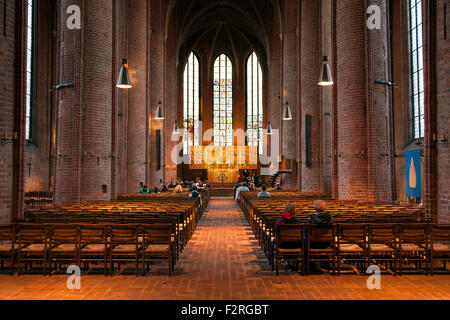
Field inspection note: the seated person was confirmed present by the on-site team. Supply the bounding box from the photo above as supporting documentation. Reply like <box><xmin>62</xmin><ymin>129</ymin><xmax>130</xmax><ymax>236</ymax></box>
<box><xmin>173</xmin><ymin>183</ymin><xmax>183</xmax><ymax>193</ymax></box>
<box><xmin>140</xmin><ymin>185</ymin><xmax>150</xmax><ymax>194</ymax></box>
<box><xmin>275</xmin><ymin>183</ymin><xmax>282</xmax><ymax>190</ymax></box>
<box><xmin>189</xmin><ymin>185</ymin><xmax>202</xmax><ymax>206</ymax></box>
<box><xmin>235</xmin><ymin>182</ymin><xmax>250</xmax><ymax>202</ymax></box>
<box><xmin>168</xmin><ymin>179</ymin><xmax>176</xmax><ymax>188</ymax></box>
<box><xmin>257</xmin><ymin>185</ymin><xmax>271</xmax><ymax>199</ymax></box>
<box><xmin>310</xmin><ymin>200</ymin><xmax>334</xmax><ymax>227</ymax></box>
<box><xmin>153</xmin><ymin>187</ymin><xmax>160</xmax><ymax>194</ymax></box>
<box><xmin>275</xmin><ymin>204</ymin><xmax>302</xmax><ymax>249</ymax></box>
<box><xmin>309</xmin><ymin>200</ymin><xmax>335</xmax><ymax>273</ymax></box>
<box><xmin>138</xmin><ymin>182</ymin><xmax>144</xmax><ymax>193</ymax></box>
<box><xmin>233</xmin><ymin>181</ymin><xmax>240</xmax><ymax>199</ymax></box>
<box><xmin>161</xmin><ymin>184</ymin><xmax>169</xmax><ymax>192</ymax></box>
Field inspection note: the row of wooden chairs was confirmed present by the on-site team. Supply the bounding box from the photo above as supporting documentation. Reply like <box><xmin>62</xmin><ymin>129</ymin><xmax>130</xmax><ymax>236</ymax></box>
<box><xmin>0</xmin><ymin>223</ymin><xmax>176</xmax><ymax>277</ymax></box>
<box><xmin>273</xmin><ymin>223</ymin><xmax>450</xmax><ymax>276</ymax></box>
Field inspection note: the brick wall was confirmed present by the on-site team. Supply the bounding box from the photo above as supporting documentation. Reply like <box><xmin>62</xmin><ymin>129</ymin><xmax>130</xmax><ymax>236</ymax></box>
<box><xmin>435</xmin><ymin>0</ymin><xmax>449</xmax><ymax>223</ymax></box>
<box><xmin>300</xmin><ymin>0</ymin><xmax>321</xmax><ymax>192</ymax></box>
<box><xmin>0</xmin><ymin>0</ymin><xmax>18</xmax><ymax>223</ymax></box>
<box><xmin>336</xmin><ymin>0</ymin><xmax>369</xmax><ymax>200</ymax></box>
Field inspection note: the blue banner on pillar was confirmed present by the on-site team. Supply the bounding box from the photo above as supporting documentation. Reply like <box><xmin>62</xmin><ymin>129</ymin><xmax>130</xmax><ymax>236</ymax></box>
<box><xmin>405</xmin><ymin>149</ymin><xmax>422</xmax><ymax>198</ymax></box>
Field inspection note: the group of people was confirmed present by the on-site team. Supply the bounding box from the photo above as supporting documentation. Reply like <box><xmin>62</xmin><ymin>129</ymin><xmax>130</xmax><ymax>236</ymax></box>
<box><xmin>275</xmin><ymin>200</ymin><xmax>334</xmax><ymax>273</ymax></box>
<box><xmin>138</xmin><ymin>179</ymin><xmax>211</xmax><ymax>198</ymax></box>
<box><xmin>234</xmin><ymin>182</ymin><xmax>272</xmax><ymax>201</ymax></box>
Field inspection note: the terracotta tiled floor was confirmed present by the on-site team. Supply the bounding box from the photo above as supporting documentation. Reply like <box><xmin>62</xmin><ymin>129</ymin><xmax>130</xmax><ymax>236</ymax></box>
<box><xmin>0</xmin><ymin>198</ymin><xmax>449</xmax><ymax>300</ymax></box>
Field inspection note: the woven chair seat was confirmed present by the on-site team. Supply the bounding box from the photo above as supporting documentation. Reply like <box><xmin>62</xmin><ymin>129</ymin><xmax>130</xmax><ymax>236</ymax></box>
<box><xmin>145</xmin><ymin>245</ymin><xmax>169</xmax><ymax>252</ymax></box>
<box><xmin>368</xmin><ymin>244</ymin><xmax>394</xmax><ymax>252</ymax></box>
<box><xmin>20</xmin><ymin>244</ymin><xmax>46</xmax><ymax>252</ymax></box>
<box><xmin>50</xmin><ymin>244</ymin><xmax>77</xmax><ymax>252</ymax></box>
<box><xmin>80</xmin><ymin>244</ymin><xmax>106</xmax><ymax>252</ymax></box>
<box><xmin>339</xmin><ymin>243</ymin><xmax>364</xmax><ymax>252</ymax></box>
<box><xmin>432</xmin><ymin>243</ymin><xmax>450</xmax><ymax>252</ymax></box>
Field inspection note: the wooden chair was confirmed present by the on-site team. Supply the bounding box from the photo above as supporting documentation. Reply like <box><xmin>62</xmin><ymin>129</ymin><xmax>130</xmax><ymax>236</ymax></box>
<box><xmin>0</xmin><ymin>225</ymin><xmax>16</xmax><ymax>275</ymax></box>
<box><xmin>47</xmin><ymin>225</ymin><xmax>79</xmax><ymax>274</ymax></box>
<box><xmin>274</xmin><ymin>224</ymin><xmax>305</xmax><ymax>276</ymax></box>
<box><xmin>78</xmin><ymin>225</ymin><xmax>108</xmax><ymax>276</ymax></box>
<box><xmin>17</xmin><ymin>224</ymin><xmax>49</xmax><ymax>275</ymax></box>
<box><xmin>397</xmin><ymin>223</ymin><xmax>430</xmax><ymax>275</ymax></box>
<box><xmin>367</xmin><ymin>224</ymin><xmax>398</xmax><ymax>275</ymax></box>
<box><xmin>336</xmin><ymin>224</ymin><xmax>368</xmax><ymax>274</ymax></box>
<box><xmin>430</xmin><ymin>224</ymin><xmax>450</xmax><ymax>275</ymax></box>
<box><xmin>109</xmin><ymin>225</ymin><xmax>140</xmax><ymax>276</ymax></box>
<box><xmin>306</xmin><ymin>225</ymin><xmax>336</xmax><ymax>275</ymax></box>
<box><xmin>142</xmin><ymin>224</ymin><xmax>174</xmax><ymax>276</ymax></box>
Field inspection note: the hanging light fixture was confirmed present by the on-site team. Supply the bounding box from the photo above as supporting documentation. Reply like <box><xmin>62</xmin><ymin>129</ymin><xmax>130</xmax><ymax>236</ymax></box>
<box><xmin>283</xmin><ymin>102</ymin><xmax>293</xmax><ymax>121</ymax></box>
<box><xmin>117</xmin><ymin>59</ymin><xmax>132</xmax><ymax>89</ymax></box>
<box><xmin>318</xmin><ymin>56</ymin><xmax>333</xmax><ymax>86</ymax></box>
<box><xmin>155</xmin><ymin>101</ymin><xmax>164</xmax><ymax>120</ymax></box>
<box><xmin>172</xmin><ymin>120</ymin><xmax>179</xmax><ymax>136</ymax></box>
<box><xmin>266</xmin><ymin>121</ymin><xmax>273</xmax><ymax>135</ymax></box>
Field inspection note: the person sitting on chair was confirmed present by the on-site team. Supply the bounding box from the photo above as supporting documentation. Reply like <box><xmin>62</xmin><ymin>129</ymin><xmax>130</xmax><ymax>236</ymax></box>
<box><xmin>153</xmin><ymin>187</ymin><xmax>160</xmax><ymax>194</ymax></box>
<box><xmin>174</xmin><ymin>183</ymin><xmax>183</xmax><ymax>193</ymax></box>
<box><xmin>140</xmin><ymin>185</ymin><xmax>150</xmax><ymax>194</ymax></box>
<box><xmin>309</xmin><ymin>200</ymin><xmax>335</xmax><ymax>273</ymax></box>
<box><xmin>235</xmin><ymin>182</ymin><xmax>250</xmax><ymax>202</ymax></box>
<box><xmin>138</xmin><ymin>182</ymin><xmax>144</xmax><ymax>193</ymax></box>
<box><xmin>257</xmin><ymin>185</ymin><xmax>271</xmax><ymax>199</ymax></box>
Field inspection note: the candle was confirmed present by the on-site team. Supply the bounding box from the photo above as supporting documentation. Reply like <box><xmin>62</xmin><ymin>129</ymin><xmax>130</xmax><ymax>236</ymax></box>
<box><xmin>3</xmin><ymin>131</ymin><xmax>6</xmax><ymax>140</ymax></box>
<box><xmin>13</xmin><ymin>132</ymin><xmax>17</xmax><ymax>140</ymax></box>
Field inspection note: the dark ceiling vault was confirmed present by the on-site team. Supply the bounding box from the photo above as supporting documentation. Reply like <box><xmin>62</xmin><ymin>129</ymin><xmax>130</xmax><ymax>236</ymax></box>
<box><xmin>166</xmin><ymin>0</ymin><xmax>282</xmax><ymax>68</ymax></box>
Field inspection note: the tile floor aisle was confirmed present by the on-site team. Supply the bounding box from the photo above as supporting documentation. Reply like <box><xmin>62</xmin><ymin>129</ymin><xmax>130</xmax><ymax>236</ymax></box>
<box><xmin>0</xmin><ymin>198</ymin><xmax>449</xmax><ymax>300</ymax></box>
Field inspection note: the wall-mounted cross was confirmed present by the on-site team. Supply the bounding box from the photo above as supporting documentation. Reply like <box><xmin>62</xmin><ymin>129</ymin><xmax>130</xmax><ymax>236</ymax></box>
<box><xmin>27</xmin><ymin>158</ymin><xmax>32</xmax><ymax>177</ymax></box>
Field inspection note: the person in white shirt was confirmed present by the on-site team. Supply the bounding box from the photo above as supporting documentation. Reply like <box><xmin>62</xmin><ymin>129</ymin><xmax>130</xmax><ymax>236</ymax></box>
<box><xmin>257</xmin><ymin>185</ymin><xmax>271</xmax><ymax>199</ymax></box>
<box><xmin>235</xmin><ymin>182</ymin><xmax>250</xmax><ymax>202</ymax></box>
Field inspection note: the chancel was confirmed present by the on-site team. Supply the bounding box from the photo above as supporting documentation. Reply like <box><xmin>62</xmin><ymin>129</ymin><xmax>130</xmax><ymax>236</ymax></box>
<box><xmin>0</xmin><ymin>0</ymin><xmax>448</xmax><ymax>301</ymax></box>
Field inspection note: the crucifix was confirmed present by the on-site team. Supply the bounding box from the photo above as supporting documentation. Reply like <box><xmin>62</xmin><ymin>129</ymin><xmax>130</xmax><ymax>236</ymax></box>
<box><xmin>219</xmin><ymin>170</ymin><xmax>226</xmax><ymax>185</ymax></box>
<box><xmin>27</xmin><ymin>158</ymin><xmax>32</xmax><ymax>177</ymax></box>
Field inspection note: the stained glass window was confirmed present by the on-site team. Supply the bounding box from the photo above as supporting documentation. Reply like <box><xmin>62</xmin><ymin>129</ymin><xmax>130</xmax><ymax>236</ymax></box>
<box><xmin>183</xmin><ymin>52</ymin><xmax>201</xmax><ymax>154</ymax></box>
<box><xmin>408</xmin><ymin>0</ymin><xmax>424</xmax><ymax>139</ymax></box>
<box><xmin>26</xmin><ymin>0</ymin><xmax>34</xmax><ymax>141</ymax></box>
<box><xmin>213</xmin><ymin>54</ymin><xmax>233</xmax><ymax>146</ymax></box>
<box><xmin>246</xmin><ymin>52</ymin><xmax>263</xmax><ymax>154</ymax></box>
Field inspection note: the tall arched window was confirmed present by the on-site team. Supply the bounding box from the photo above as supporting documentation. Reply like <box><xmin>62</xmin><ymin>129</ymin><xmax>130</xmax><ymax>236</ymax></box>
<box><xmin>183</xmin><ymin>52</ymin><xmax>201</xmax><ymax>154</ymax></box>
<box><xmin>213</xmin><ymin>54</ymin><xmax>233</xmax><ymax>146</ymax></box>
<box><xmin>246</xmin><ymin>52</ymin><xmax>263</xmax><ymax>154</ymax></box>
<box><xmin>408</xmin><ymin>0</ymin><xmax>424</xmax><ymax>139</ymax></box>
<box><xmin>26</xmin><ymin>0</ymin><xmax>35</xmax><ymax>141</ymax></box>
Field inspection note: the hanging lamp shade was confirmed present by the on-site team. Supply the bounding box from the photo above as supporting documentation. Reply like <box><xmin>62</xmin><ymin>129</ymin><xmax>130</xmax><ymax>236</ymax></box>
<box><xmin>155</xmin><ymin>101</ymin><xmax>164</xmax><ymax>120</ymax></box>
<box><xmin>266</xmin><ymin>121</ymin><xmax>273</xmax><ymax>135</ymax></box>
<box><xmin>283</xmin><ymin>102</ymin><xmax>293</xmax><ymax>121</ymax></box>
<box><xmin>172</xmin><ymin>120</ymin><xmax>179</xmax><ymax>135</ymax></box>
<box><xmin>117</xmin><ymin>59</ymin><xmax>132</xmax><ymax>89</ymax></box>
<box><xmin>318</xmin><ymin>56</ymin><xmax>333</xmax><ymax>86</ymax></box>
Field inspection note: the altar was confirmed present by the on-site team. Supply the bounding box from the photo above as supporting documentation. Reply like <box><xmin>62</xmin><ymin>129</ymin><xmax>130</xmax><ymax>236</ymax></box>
<box><xmin>207</xmin><ymin>169</ymin><xmax>240</xmax><ymax>184</ymax></box>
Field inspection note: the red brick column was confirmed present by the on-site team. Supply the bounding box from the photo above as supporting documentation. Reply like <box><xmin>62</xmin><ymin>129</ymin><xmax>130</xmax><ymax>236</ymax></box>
<box><xmin>54</xmin><ymin>0</ymin><xmax>83</xmax><ymax>203</ymax></box>
<box><xmin>423</xmin><ymin>0</ymin><xmax>438</xmax><ymax>222</ymax></box>
<box><xmin>126</xmin><ymin>0</ymin><xmax>148</xmax><ymax>192</ymax></box>
<box><xmin>54</xmin><ymin>0</ymin><xmax>113</xmax><ymax>203</ymax></box>
<box><xmin>434</xmin><ymin>0</ymin><xmax>449</xmax><ymax>223</ymax></box>
<box><xmin>281</xmin><ymin>0</ymin><xmax>300</xmax><ymax>189</ymax></box>
<box><xmin>300</xmin><ymin>0</ymin><xmax>321</xmax><ymax>192</ymax></box>
<box><xmin>365</xmin><ymin>0</ymin><xmax>394</xmax><ymax>202</ymax></box>
<box><xmin>79</xmin><ymin>0</ymin><xmax>113</xmax><ymax>202</ymax></box>
<box><xmin>336</xmin><ymin>0</ymin><xmax>369</xmax><ymax>200</ymax></box>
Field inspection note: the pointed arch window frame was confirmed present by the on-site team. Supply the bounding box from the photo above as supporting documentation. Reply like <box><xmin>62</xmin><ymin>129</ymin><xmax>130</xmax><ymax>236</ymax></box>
<box><xmin>183</xmin><ymin>52</ymin><xmax>201</xmax><ymax>155</ymax></box>
<box><xmin>213</xmin><ymin>53</ymin><xmax>234</xmax><ymax>147</ymax></box>
<box><xmin>246</xmin><ymin>52</ymin><xmax>264</xmax><ymax>154</ymax></box>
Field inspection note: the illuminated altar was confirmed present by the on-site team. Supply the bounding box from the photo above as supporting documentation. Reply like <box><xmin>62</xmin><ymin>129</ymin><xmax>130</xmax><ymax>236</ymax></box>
<box><xmin>189</xmin><ymin>146</ymin><xmax>258</xmax><ymax>184</ymax></box>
